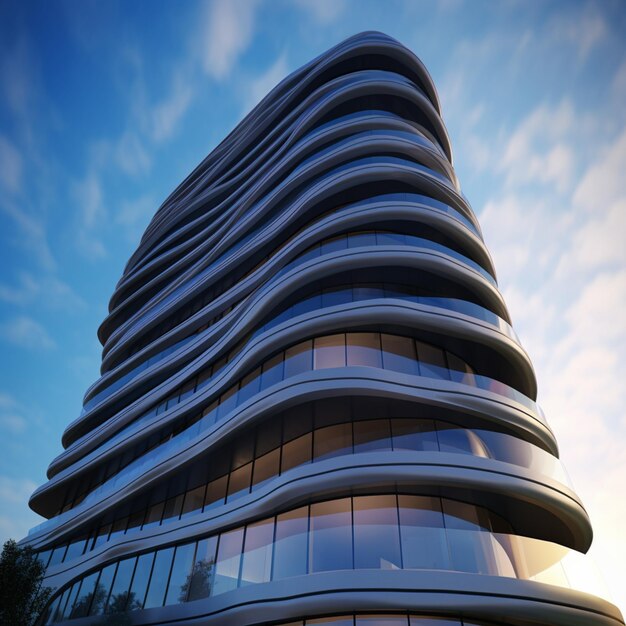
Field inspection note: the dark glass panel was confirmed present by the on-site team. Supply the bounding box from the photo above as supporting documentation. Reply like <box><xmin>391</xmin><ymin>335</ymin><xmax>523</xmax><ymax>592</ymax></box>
<box><xmin>285</xmin><ymin>340</ymin><xmax>313</xmax><ymax>378</ymax></box>
<box><xmin>398</xmin><ymin>495</ymin><xmax>448</xmax><ymax>570</ymax></box>
<box><xmin>391</xmin><ymin>419</ymin><xmax>438</xmax><ymax>452</ymax></box>
<box><xmin>313</xmin><ymin>423</ymin><xmax>352</xmax><ymax>462</ymax></box>
<box><xmin>416</xmin><ymin>342</ymin><xmax>449</xmax><ymax>380</ymax></box>
<box><xmin>142</xmin><ymin>501</ymin><xmax>165</xmax><ymax>530</ymax></box>
<box><xmin>165</xmin><ymin>543</ymin><xmax>196</xmax><ymax>605</ymax></box>
<box><xmin>320</xmin><ymin>235</ymin><xmax>347</xmax><ymax>254</ymax></box>
<box><xmin>446</xmin><ymin>352</ymin><xmax>476</xmax><ymax>385</ymax></box>
<box><xmin>322</xmin><ymin>286</ymin><xmax>352</xmax><ymax>307</ymax></box>
<box><xmin>57</xmin><ymin>582</ymin><xmax>79</xmax><ymax>622</ymax></box>
<box><xmin>353</xmin><ymin>419</ymin><xmax>392</xmax><ymax>453</ymax></box>
<box><xmin>347</xmin><ymin>333</ymin><xmax>382</xmax><ymax>368</ymax></box>
<box><xmin>105</xmin><ymin>557</ymin><xmax>136</xmax><ymax>614</ymax></box>
<box><xmin>348</xmin><ymin>231</ymin><xmax>377</xmax><ymax>247</ymax></box>
<box><xmin>108</xmin><ymin>516</ymin><xmax>128</xmax><ymax>543</ymax></box>
<box><xmin>437</xmin><ymin>425</ymin><xmax>489</xmax><ymax>458</ymax></box>
<box><xmin>213</xmin><ymin>528</ymin><xmax>244</xmax><ymax>595</ymax></box>
<box><xmin>381</xmin><ymin>334</ymin><xmax>419</xmax><ymax>375</ymax></box>
<box><xmin>227</xmin><ymin>462</ymin><xmax>252</xmax><ymax>501</ymax></box>
<box><xmin>356</xmin><ymin>616</ymin><xmax>409</xmax><ymax>625</ymax></box>
<box><xmin>187</xmin><ymin>536</ymin><xmax>217</xmax><ymax>602</ymax></box>
<box><xmin>64</xmin><ymin>536</ymin><xmax>87</xmax><ymax>562</ymax></box>
<box><xmin>181</xmin><ymin>484</ymin><xmax>207</xmax><ymax>518</ymax></box>
<box><xmin>128</xmin><ymin>552</ymin><xmax>154</xmax><ymax>610</ymax></box>
<box><xmin>240</xmin><ymin>518</ymin><xmax>275</xmax><ymax>586</ymax></box>
<box><xmin>377</xmin><ymin>231</ymin><xmax>406</xmax><ymax>245</ymax></box>
<box><xmin>255</xmin><ymin>418</ymin><xmax>282</xmax><ymax>456</ymax></box>
<box><xmin>308</xmin><ymin>618</ymin><xmax>353</xmax><ymax>625</ymax></box>
<box><xmin>409</xmin><ymin>618</ymin><xmax>461</xmax><ymax>625</ymax></box>
<box><xmin>232</xmin><ymin>432</ymin><xmax>255</xmax><ymax>468</ymax></box>
<box><xmin>70</xmin><ymin>571</ymin><xmax>99</xmax><ymax>618</ymax></box>
<box><xmin>204</xmin><ymin>474</ymin><xmax>228</xmax><ymax>511</ymax></box>
<box><xmin>252</xmin><ymin>448</ymin><xmax>280</xmax><ymax>490</ymax></box>
<box><xmin>261</xmin><ymin>352</ymin><xmax>284</xmax><ymax>388</ymax></box>
<box><xmin>237</xmin><ymin>367</ymin><xmax>261</xmax><ymax>405</ymax></box>
<box><xmin>309</xmin><ymin>498</ymin><xmax>352</xmax><ymax>572</ymax></box>
<box><xmin>273</xmin><ymin>506</ymin><xmax>308</xmax><ymax>579</ymax></box>
<box><xmin>47</xmin><ymin>544</ymin><xmax>68</xmax><ymax>568</ymax></box>
<box><xmin>442</xmin><ymin>500</ymin><xmax>491</xmax><ymax>531</ymax></box>
<box><xmin>314</xmin><ymin>334</ymin><xmax>346</xmax><ymax>369</ymax></box>
<box><xmin>162</xmin><ymin>493</ymin><xmax>185</xmax><ymax>522</ymax></box>
<box><xmin>143</xmin><ymin>547</ymin><xmax>175</xmax><ymax>609</ymax></box>
<box><xmin>281</xmin><ymin>433</ymin><xmax>312</xmax><ymax>472</ymax></box>
<box><xmin>353</xmin><ymin>495</ymin><xmax>402</xmax><ymax>569</ymax></box>
<box><xmin>89</xmin><ymin>562</ymin><xmax>117</xmax><ymax>616</ymax></box>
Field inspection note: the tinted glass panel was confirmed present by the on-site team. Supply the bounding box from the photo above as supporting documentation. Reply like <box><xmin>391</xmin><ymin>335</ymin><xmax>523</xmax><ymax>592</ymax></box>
<box><xmin>105</xmin><ymin>557</ymin><xmax>136</xmax><ymax>614</ymax></box>
<box><xmin>313</xmin><ymin>423</ymin><xmax>352</xmax><ymax>461</ymax></box>
<box><xmin>309</xmin><ymin>498</ymin><xmax>352</xmax><ymax>572</ymax></box>
<box><xmin>128</xmin><ymin>552</ymin><xmax>154</xmax><ymax>610</ymax></box>
<box><xmin>353</xmin><ymin>495</ymin><xmax>402</xmax><ymax>569</ymax></box>
<box><xmin>281</xmin><ymin>433</ymin><xmax>312</xmax><ymax>472</ymax></box>
<box><xmin>314</xmin><ymin>335</ymin><xmax>346</xmax><ymax>369</ymax></box>
<box><xmin>89</xmin><ymin>563</ymin><xmax>116</xmax><ymax>616</ymax></box>
<box><xmin>70</xmin><ymin>571</ymin><xmax>99</xmax><ymax>618</ymax></box>
<box><xmin>391</xmin><ymin>419</ymin><xmax>438</xmax><ymax>452</ymax></box>
<box><xmin>347</xmin><ymin>333</ymin><xmax>382</xmax><ymax>368</ymax></box>
<box><xmin>284</xmin><ymin>341</ymin><xmax>313</xmax><ymax>377</ymax></box>
<box><xmin>273</xmin><ymin>506</ymin><xmax>308</xmax><ymax>579</ymax></box>
<box><xmin>188</xmin><ymin>536</ymin><xmax>217</xmax><ymax>602</ymax></box>
<box><xmin>143</xmin><ymin>547</ymin><xmax>174</xmax><ymax>609</ymax></box>
<box><xmin>213</xmin><ymin>528</ymin><xmax>244</xmax><ymax>595</ymax></box>
<box><xmin>353</xmin><ymin>419</ymin><xmax>392</xmax><ymax>453</ymax></box>
<box><xmin>240</xmin><ymin>518</ymin><xmax>275</xmax><ymax>586</ymax></box>
<box><xmin>165</xmin><ymin>543</ymin><xmax>196</xmax><ymax>605</ymax></box>
<box><xmin>381</xmin><ymin>334</ymin><xmax>419</xmax><ymax>375</ymax></box>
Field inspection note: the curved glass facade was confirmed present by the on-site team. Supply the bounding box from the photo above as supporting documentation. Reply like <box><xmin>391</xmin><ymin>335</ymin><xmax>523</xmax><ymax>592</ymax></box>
<box><xmin>25</xmin><ymin>31</ymin><xmax>623</xmax><ymax>626</ymax></box>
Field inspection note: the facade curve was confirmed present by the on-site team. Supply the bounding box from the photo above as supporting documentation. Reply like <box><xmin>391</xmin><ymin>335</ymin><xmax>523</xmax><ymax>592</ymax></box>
<box><xmin>24</xmin><ymin>31</ymin><xmax>623</xmax><ymax>626</ymax></box>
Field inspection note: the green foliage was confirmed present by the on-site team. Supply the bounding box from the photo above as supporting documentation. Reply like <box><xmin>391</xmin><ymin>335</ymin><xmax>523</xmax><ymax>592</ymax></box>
<box><xmin>0</xmin><ymin>539</ymin><xmax>52</xmax><ymax>626</ymax></box>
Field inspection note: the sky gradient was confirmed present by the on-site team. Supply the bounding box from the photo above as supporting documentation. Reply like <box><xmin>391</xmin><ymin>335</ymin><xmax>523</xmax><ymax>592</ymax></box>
<box><xmin>0</xmin><ymin>0</ymin><xmax>625</xmax><ymax>614</ymax></box>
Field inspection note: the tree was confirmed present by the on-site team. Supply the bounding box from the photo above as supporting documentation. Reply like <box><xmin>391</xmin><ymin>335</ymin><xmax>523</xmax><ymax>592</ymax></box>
<box><xmin>178</xmin><ymin>558</ymin><xmax>214</xmax><ymax>603</ymax></box>
<box><xmin>0</xmin><ymin>539</ymin><xmax>52</xmax><ymax>626</ymax></box>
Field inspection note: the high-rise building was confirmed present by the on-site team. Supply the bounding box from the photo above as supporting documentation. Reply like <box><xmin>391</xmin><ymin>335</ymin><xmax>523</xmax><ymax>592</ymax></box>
<box><xmin>25</xmin><ymin>32</ymin><xmax>623</xmax><ymax>626</ymax></box>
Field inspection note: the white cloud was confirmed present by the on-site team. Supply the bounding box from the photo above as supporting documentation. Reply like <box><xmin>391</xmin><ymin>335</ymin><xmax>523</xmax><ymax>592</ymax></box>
<box><xmin>0</xmin><ymin>136</ymin><xmax>23</xmax><ymax>194</ymax></box>
<box><xmin>151</xmin><ymin>78</ymin><xmax>194</xmax><ymax>143</ymax></box>
<box><xmin>116</xmin><ymin>194</ymin><xmax>157</xmax><ymax>243</ymax></box>
<box><xmin>243</xmin><ymin>53</ymin><xmax>289</xmax><ymax>113</ymax></box>
<box><xmin>0</xmin><ymin>271</ymin><xmax>85</xmax><ymax>311</ymax></box>
<box><xmin>294</xmin><ymin>0</ymin><xmax>347</xmax><ymax>23</ymax></box>
<box><xmin>0</xmin><ymin>316</ymin><xmax>55</xmax><ymax>350</ymax></box>
<box><xmin>548</xmin><ymin>7</ymin><xmax>608</xmax><ymax>62</ymax></box>
<box><xmin>114</xmin><ymin>131</ymin><xmax>151</xmax><ymax>177</ymax></box>
<box><xmin>200</xmin><ymin>0</ymin><xmax>259</xmax><ymax>79</ymax></box>
<box><xmin>0</xmin><ymin>414</ymin><xmax>27</xmax><ymax>435</ymax></box>
<box><xmin>72</xmin><ymin>172</ymin><xmax>107</xmax><ymax>259</ymax></box>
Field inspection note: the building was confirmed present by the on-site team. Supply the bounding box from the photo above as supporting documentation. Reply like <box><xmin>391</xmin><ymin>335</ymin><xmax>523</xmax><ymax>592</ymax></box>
<box><xmin>25</xmin><ymin>31</ymin><xmax>624</xmax><ymax>626</ymax></box>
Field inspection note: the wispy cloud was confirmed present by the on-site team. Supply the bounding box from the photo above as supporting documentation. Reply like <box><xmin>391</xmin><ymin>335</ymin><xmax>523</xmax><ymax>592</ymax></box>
<box><xmin>0</xmin><ymin>136</ymin><xmax>23</xmax><ymax>194</ymax></box>
<box><xmin>71</xmin><ymin>172</ymin><xmax>107</xmax><ymax>260</ymax></box>
<box><xmin>150</xmin><ymin>76</ymin><xmax>194</xmax><ymax>143</ymax></box>
<box><xmin>243</xmin><ymin>53</ymin><xmax>289</xmax><ymax>113</ymax></box>
<box><xmin>294</xmin><ymin>0</ymin><xmax>347</xmax><ymax>23</ymax></box>
<box><xmin>116</xmin><ymin>193</ymin><xmax>157</xmax><ymax>244</ymax></box>
<box><xmin>547</xmin><ymin>5</ymin><xmax>608</xmax><ymax>62</ymax></box>
<box><xmin>200</xmin><ymin>0</ymin><xmax>259</xmax><ymax>79</ymax></box>
<box><xmin>0</xmin><ymin>272</ymin><xmax>85</xmax><ymax>311</ymax></box>
<box><xmin>0</xmin><ymin>315</ymin><xmax>55</xmax><ymax>350</ymax></box>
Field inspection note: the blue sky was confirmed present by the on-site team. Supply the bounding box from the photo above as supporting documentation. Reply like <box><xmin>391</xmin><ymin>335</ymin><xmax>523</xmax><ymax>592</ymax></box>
<box><xmin>1</xmin><ymin>0</ymin><xmax>625</xmax><ymax>613</ymax></box>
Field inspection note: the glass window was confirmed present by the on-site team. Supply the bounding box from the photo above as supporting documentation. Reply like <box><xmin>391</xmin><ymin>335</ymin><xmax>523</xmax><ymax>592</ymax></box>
<box><xmin>352</xmin><ymin>285</ymin><xmax>383</xmax><ymax>301</ymax></box>
<box><xmin>227</xmin><ymin>462</ymin><xmax>252</xmax><ymax>501</ymax></box>
<box><xmin>320</xmin><ymin>235</ymin><xmax>347</xmax><ymax>254</ymax></box>
<box><xmin>416</xmin><ymin>342</ymin><xmax>449</xmax><ymax>380</ymax></box>
<box><xmin>322</xmin><ymin>286</ymin><xmax>352</xmax><ymax>307</ymax></box>
<box><xmin>284</xmin><ymin>340</ymin><xmax>313</xmax><ymax>377</ymax></box>
<box><xmin>347</xmin><ymin>333</ymin><xmax>382</xmax><ymax>368</ymax></box>
<box><xmin>64</xmin><ymin>537</ymin><xmax>87</xmax><ymax>562</ymax></box>
<box><xmin>409</xmin><ymin>618</ymin><xmax>461</xmax><ymax>625</ymax></box>
<box><xmin>391</xmin><ymin>419</ymin><xmax>438</xmax><ymax>452</ymax></box>
<box><xmin>181</xmin><ymin>484</ymin><xmax>207</xmax><ymax>518</ymax></box>
<box><xmin>398</xmin><ymin>496</ymin><xmax>448</xmax><ymax>570</ymax></box>
<box><xmin>128</xmin><ymin>552</ymin><xmax>154</xmax><ymax>610</ymax></box>
<box><xmin>162</xmin><ymin>493</ymin><xmax>185</xmax><ymax>522</ymax></box>
<box><xmin>353</xmin><ymin>495</ymin><xmax>402</xmax><ymax>570</ymax></box>
<box><xmin>309</xmin><ymin>618</ymin><xmax>353</xmax><ymax>625</ymax></box>
<box><xmin>204</xmin><ymin>475</ymin><xmax>228</xmax><ymax>511</ymax></box>
<box><xmin>217</xmin><ymin>385</ymin><xmax>238</xmax><ymax>420</ymax></box>
<box><xmin>261</xmin><ymin>353</ymin><xmax>284</xmax><ymax>389</ymax></box>
<box><xmin>89</xmin><ymin>562</ymin><xmax>117</xmax><ymax>616</ymax></box>
<box><xmin>309</xmin><ymin>498</ymin><xmax>352</xmax><ymax>573</ymax></box>
<box><xmin>187</xmin><ymin>536</ymin><xmax>218</xmax><ymax>602</ymax></box>
<box><xmin>105</xmin><ymin>557</ymin><xmax>136</xmax><ymax>614</ymax></box>
<box><xmin>273</xmin><ymin>506</ymin><xmax>309</xmax><ymax>580</ymax></box>
<box><xmin>143</xmin><ymin>547</ymin><xmax>174</xmax><ymax>609</ymax></box>
<box><xmin>256</xmin><ymin>419</ymin><xmax>282</xmax><ymax>456</ymax></box>
<box><xmin>376</xmin><ymin>231</ymin><xmax>406</xmax><ymax>245</ymax></box>
<box><xmin>446</xmin><ymin>352</ymin><xmax>475</xmax><ymax>385</ymax></box>
<box><xmin>348</xmin><ymin>232</ymin><xmax>377</xmax><ymax>247</ymax></box>
<box><xmin>293</xmin><ymin>295</ymin><xmax>321</xmax><ymax>317</ymax></box>
<box><xmin>237</xmin><ymin>367</ymin><xmax>261</xmax><ymax>405</ymax></box>
<box><xmin>252</xmin><ymin>448</ymin><xmax>280</xmax><ymax>490</ymax></box>
<box><xmin>108</xmin><ymin>516</ymin><xmax>128</xmax><ymax>543</ymax></box>
<box><xmin>442</xmin><ymin>500</ymin><xmax>491</xmax><ymax>531</ymax></box>
<box><xmin>437</xmin><ymin>426</ymin><xmax>489</xmax><ymax>458</ymax></box>
<box><xmin>381</xmin><ymin>334</ymin><xmax>419</xmax><ymax>375</ymax></box>
<box><xmin>165</xmin><ymin>543</ymin><xmax>196</xmax><ymax>605</ymax></box>
<box><xmin>313</xmin><ymin>423</ymin><xmax>352</xmax><ymax>462</ymax></box>
<box><xmin>314</xmin><ymin>334</ymin><xmax>346</xmax><ymax>369</ymax></box>
<box><xmin>281</xmin><ymin>433</ymin><xmax>312</xmax><ymax>472</ymax></box>
<box><xmin>356</xmin><ymin>616</ymin><xmax>409</xmax><ymax>625</ymax></box>
<box><xmin>213</xmin><ymin>528</ymin><xmax>244</xmax><ymax>595</ymax></box>
<box><xmin>353</xmin><ymin>419</ymin><xmax>392</xmax><ymax>453</ymax></box>
<box><xmin>58</xmin><ymin>582</ymin><xmax>80</xmax><ymax>622</ymax></box>
<box><xmin>240</xmin><ymin>518</ymin><xmax>275</xmax><ymax>586</ymax></box>
<box><xmin>47</xmin><ymin>544</ymin><xmax>68</xmax><ymax>568</ymax></box>
<box><xmin>70</xmin><ymin>571</ymin><xmax>99</xmax><ymax>618</ymax></box>
<box><xmin>142</xmin><ymin>501</ymin><xmax>165</xmax><ymax>530</ymax></box>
